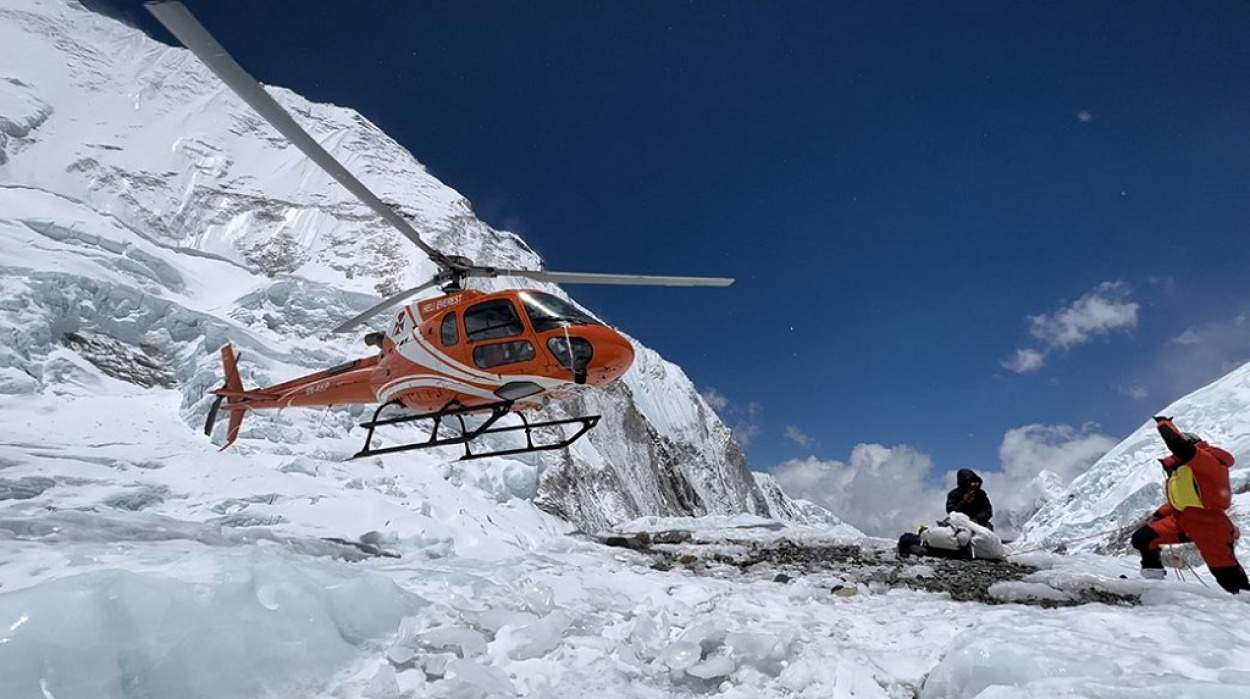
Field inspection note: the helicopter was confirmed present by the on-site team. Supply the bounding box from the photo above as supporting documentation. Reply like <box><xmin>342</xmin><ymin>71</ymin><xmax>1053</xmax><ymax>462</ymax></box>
<box><xmin>146</xmin><ymin>1</ymin><xmax>733</xmax><ymax>460</ymax></box>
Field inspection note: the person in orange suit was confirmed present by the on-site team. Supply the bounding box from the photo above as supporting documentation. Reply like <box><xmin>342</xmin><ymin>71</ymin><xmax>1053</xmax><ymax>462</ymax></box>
<box><xmin>1130</xmin><ymin>416</ymin><xmax>1249</xmax><ymax>594</ymax></box>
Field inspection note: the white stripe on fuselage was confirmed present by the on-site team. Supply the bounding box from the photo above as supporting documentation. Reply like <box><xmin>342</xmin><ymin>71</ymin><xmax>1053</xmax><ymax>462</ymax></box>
<box><xmin>377</xmin><ymin>376</ymin><xmax>499</xmax><ymax>403</ymax></box>
<box><xmin>376</xmin><ymin>373</ymin><xmax>568</xmax><ymax>404</ymax></box>
<box><xmin>392</xmin><ymin>318</ymin><xmax>504</xmax><ymax>384</ymax></box>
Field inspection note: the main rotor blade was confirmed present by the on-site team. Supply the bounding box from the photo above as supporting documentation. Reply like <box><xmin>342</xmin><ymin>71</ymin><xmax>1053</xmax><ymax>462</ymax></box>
<box><xmin>145</xmin><ymin>1</ymin><xmax>451</xmax><ymax>269</ymax></box>
<box><xmin>485</xmin><ymin>269</ymin><xmax>735</xmax><ymax>287</ymax></box>
<box><xmin>331</xmin><ymin>279</ymin><xmax>442</xmax><ymax>334</ymax></box>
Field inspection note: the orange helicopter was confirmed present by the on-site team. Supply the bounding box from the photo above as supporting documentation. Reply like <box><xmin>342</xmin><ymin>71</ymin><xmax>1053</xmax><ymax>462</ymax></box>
<box><xmin>148</xmin><ymin>2</ymin><xmax>732</xmax><ymax>460</ymax></box>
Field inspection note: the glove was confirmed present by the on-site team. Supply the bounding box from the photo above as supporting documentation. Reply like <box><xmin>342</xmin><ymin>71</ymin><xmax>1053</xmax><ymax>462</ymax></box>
<box><xmin>1152</xmin><ymin>415</ymin><xmax>1173</xmax><ymax>423</ymax></box>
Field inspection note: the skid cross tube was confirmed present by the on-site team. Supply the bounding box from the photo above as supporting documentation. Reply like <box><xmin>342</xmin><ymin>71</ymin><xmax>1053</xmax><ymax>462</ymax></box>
<box><xmin>353</xmin><ymin>399</ymin><xmax>601</xmax><ymax>460</ymax></box>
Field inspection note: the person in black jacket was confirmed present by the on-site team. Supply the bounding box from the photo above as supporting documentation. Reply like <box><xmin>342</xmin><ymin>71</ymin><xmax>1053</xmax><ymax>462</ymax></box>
<box><xmin>946</xmin><ymin>468</ymin><xmax>994</xmax><ymax>530</ymax></box>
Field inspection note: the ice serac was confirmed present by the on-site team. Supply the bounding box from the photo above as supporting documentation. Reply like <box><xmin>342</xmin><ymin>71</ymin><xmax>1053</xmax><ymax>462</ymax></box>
<box><xmin>1018</xmin><ymin>360</ymin><xmax>1250</xmax><ymax>551</ymax></box>
<box><xmin>0</xmin><ymin>0</ymin><xmax>821</xmax><ymax>530</ymax></box>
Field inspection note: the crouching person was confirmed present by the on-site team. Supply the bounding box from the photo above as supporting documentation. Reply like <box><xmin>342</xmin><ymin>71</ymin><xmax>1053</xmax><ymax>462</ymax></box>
<box><xmin>1130</xmin><ymin>417</ymin><xmax>1249</xmax><ymax>593</ymax></box>
<box><xmin>898</xmin><ymin>512</ymin><xmax>1006</xmax><ymax>562</ymax></box>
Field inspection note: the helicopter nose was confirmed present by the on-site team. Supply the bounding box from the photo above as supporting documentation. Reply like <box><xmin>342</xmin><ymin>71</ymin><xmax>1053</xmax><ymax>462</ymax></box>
<box><xmin>585</xmin><ymin>327</ymin><xmax>635</xmax><ymax>386</ymax></box>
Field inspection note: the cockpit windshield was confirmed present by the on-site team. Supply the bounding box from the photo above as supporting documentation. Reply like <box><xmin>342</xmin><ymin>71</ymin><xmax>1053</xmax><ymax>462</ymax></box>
<box><xmin>518</xmin><ymin>292</ymin><xmax>599</xmax><ymax>332</ymax></box>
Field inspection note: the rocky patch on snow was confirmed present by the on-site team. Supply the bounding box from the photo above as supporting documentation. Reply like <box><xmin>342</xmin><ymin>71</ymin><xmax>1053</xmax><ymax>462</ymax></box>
<box><xmin>602</xmin><ymin>533</ymin><xmax>1141</xmax><ymax>608</ymax></box>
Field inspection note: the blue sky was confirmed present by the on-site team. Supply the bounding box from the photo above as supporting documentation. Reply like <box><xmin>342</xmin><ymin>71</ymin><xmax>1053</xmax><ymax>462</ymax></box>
<box><xmin>99</xmin><ymin>1</ymin><xmax>1250</xmax><ymax>528</ymax></box>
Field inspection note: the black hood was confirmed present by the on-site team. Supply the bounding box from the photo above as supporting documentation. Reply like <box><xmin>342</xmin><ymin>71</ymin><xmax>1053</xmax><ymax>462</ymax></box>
<box><xmin>956</xmin><ymin>469</ymin><xmax>982</xmax><ymax>488</ymax></box>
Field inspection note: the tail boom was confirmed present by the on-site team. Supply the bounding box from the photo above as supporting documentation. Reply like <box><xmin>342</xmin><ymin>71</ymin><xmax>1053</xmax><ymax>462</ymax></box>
<box><xmin>204</xmin><ymin>344</ymin><xmax>379</xmax><ymax>449</ymax></box>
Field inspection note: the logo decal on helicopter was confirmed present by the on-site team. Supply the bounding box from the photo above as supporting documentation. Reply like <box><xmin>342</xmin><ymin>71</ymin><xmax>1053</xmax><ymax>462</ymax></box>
<box><xmin>420</xmin><ymin>293</ymin><xmax>463</xmax><ymax>316</ymax></box>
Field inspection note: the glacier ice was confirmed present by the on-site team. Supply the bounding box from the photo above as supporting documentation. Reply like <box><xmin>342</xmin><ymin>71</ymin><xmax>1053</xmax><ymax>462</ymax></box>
<box><xmin>0</xmin><ymin>549</ymin><xmax>424</xmax><ymax>699</ymax></box>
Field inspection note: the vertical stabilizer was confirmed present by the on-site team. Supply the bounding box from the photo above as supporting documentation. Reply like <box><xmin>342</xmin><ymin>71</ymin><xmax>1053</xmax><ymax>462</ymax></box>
<box><xmin>204</xmin><ymin>344</ymin><xmax>249</xmax><ymax>449</ymax></box>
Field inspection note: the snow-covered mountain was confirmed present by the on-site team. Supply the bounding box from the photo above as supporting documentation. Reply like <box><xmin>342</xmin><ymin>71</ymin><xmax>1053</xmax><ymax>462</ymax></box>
<box><xmin>0</xmin><ymin>0</ymin><xmax>832</xmax><ymax>532</ymax></box>
<box><xmin>1018</xmin><ymin>360</ymin><xmax>1250</xmax><ymax>553</ymax></box>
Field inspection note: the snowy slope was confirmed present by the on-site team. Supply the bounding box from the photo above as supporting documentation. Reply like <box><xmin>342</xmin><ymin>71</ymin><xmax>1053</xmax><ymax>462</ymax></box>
<box><xmin>4</xmin><ymin>383</ymin><xmax>1250</xmax><ymax>699</ymax></box>
<box><xmin>0</xmin><ymin>0</ymin><xmax>823</xmax><ymax>531</ymax></box>
<box><xmin>1020</xmin><ymin>360</ymin><xmax>1250</xmax><ymax>553</ymax></box>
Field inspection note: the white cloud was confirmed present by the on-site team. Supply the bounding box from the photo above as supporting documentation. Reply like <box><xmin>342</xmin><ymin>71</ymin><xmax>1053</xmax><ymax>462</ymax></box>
<box><xmin>770</xmin><ymin>423</ymin><xmax>1117</xmax><ymax>538</ymax></box>
<box><xmin>995</xmin><ymin>423</ymin><xmax>1117</xmax><ymax>486</ymax></box>
<box><xmin>1028</xmin><ymin>281</ymin><xmax>1138</xmax><ymax>348</ymax></box>
<box><xmin>1167</xmin><ymin>313</ymin><xmax>1250</xmax><ymax>367</ymax></box>
<box><xmin>1140</xmin><ymin>312</ymin><xmax>1250</xmax><ymax>402</ymax></box>
<box><xmin>1004</xmin><ymin>281</ymin><xmax>1139</xmax><ymax>373</ymax></box>
<box><xmin>699</xmin><ymin>387</ymin><xmax>729</xmax><ymax>411</ymax></box>
<box><xmin>1078</xmin><ymin>110</ymin><xmax>1093</xmax><ymax>122</ymax></box>
<box><xmin>771</xmin><ymin>444</ymin><xmax>942</xmax><ymax>537</ymax></box>
<box><xmin>1115</xmin><ymin>382</ymin><xmax>1149</xmax><ymax>400</ymax></box>
<box><xmin>1146</xmin><ymin>275</ymin><xmax>1176</xmax><ymax>294</ymax></box>
<box><xmin>784</xmin><ymin>426</ymin><xmax>813</xmax><ymax>448</ymax></box>
<box><xmin>734</xmin><ymin>423</ymin><xmax>761</xmax><ymax>447</ymax></box>
<box><xmin>1171</xmin><ymin>328</ymin><xmax>1202</xmax><ymax>346</ymax></box>
<box><xmin>980</xmin><ymin>424</ymin><xmax>1118</xmax><ymax>530</ymax></box>
<box><xmin>1002</xmin><ymin>348</ymin><xmax>1046</xmax><ymax>373</ymax></box>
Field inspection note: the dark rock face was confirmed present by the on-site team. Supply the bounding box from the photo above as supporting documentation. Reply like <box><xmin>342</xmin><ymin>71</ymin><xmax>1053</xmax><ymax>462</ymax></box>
<box><xmin>535</xmin><ymin>382</ymin><xmax>772</xmax><ymax>533</ymax></box>
<box><xmin>63</xmin><ymin>331</ymin><xmax>175</xmax><ymax>388</ymax></box>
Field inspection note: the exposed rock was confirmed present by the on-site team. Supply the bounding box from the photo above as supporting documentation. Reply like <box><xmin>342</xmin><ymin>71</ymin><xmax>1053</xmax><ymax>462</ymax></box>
<box><xmin>62</xmin><ymin>330</ymin><xmax>175</xmax><ymax>388</ymax></box>
<box><xmin>243</xmin><ymin>231</ymin><xmax>307</xmax><ymax>277</ymax></box>
<box><xmin>613</xmin><ymin>535</ymin><xmax>1140</xmax><ymax>609</ymax></box>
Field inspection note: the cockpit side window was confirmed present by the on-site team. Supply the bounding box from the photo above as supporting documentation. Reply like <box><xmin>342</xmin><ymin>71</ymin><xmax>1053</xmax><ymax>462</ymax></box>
<box><xmin>464</xmin><ymin>299</ymin><xmax>524</xmax><ymax>341</ymax></box>
<box><xmin>519</xmin><ymin>292</ymin><xmax>599</xmax><ymax>332</ymax></box>
<box><xmin>473</xmin><ymin>340</ymin><xmax>536</xmax><ymax>369</ymax></box>
<box><xmin>440</xmin><ymin>312</ymin><xmax>459</xmax><ymax>346</ymax></box>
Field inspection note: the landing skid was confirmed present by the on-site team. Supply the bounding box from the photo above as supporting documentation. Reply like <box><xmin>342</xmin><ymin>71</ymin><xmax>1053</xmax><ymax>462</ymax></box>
<box><xmin>353</xmin><ymin>399</ymin><xmax>600</xmax><ymax>461</ymax></box>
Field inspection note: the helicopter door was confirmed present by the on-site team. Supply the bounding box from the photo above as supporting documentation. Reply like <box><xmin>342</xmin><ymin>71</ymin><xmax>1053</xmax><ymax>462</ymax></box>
<box><xmin>465</xmin><ymin>299</ymin><xmax>534</xmax><ymax>370</ymax></box>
